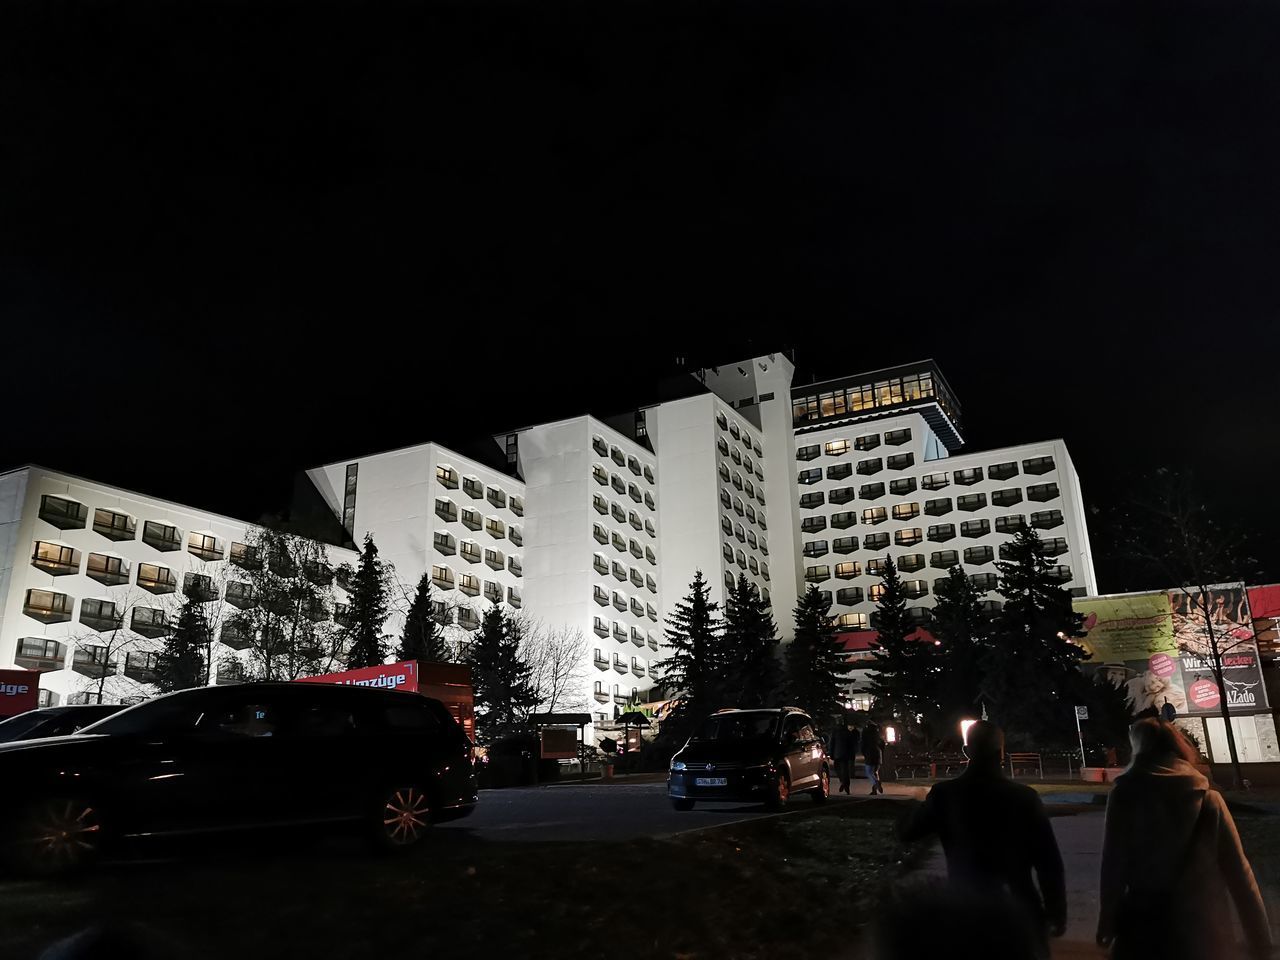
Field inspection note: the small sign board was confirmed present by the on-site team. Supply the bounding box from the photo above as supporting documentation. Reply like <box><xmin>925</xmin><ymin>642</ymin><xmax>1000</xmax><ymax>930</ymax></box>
<box><xmin>0</xmin><ymin>670</ymin><xmax>40</xmax><ymax>719</ymax></box>
<box><xmin>1074</xmin><ymin>705</ymin><xmax>1089</xmax><ymax>720</ymax></box>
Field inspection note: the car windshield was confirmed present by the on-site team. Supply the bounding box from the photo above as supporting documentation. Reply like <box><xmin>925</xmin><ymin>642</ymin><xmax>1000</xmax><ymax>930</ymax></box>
<box><xmin>81</xmin><ymin>696</ymin><xmax>203</xmax><ymax>737</ymax></box>
<box><xmin>691</xmin><ymin>712</ymin><xmax>778</xmax><ymax>741</ymax></box>
<box><xmin>0</xmin><ymin>711</ymin><xmax>55</xmax><ymax>742</ymax></box>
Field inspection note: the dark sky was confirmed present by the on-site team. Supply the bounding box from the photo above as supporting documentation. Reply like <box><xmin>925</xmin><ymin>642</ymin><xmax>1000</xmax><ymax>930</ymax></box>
<box><xmin>3</xmin><ymin>0</ymin><xmax>1278</xmax><ymax>592</ymax></box>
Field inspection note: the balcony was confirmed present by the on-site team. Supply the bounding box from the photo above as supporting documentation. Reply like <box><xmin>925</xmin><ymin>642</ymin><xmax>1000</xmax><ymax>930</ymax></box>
<box><xmin>431</xmin><ymin>569</ymin><xmax>455</xmax><ymax>591</ymax></box>
<box><xmin>436</xmin><ymin>466</ymin><xmax>459</xmax><ymax>489</ymax></box>
<box><xmin>142</xmin><ymin>521</ymin><xmax>183</xmax><ymax>552</ymax></box>
<box><xmin>463</xmin><ymin>478</ymin><xmax>484</xmax><ymax>499</ymax></box>
<box><xmin>484</xmin><ymin>583</ymin><xmax>503</xmax><ymax>603</ymax></box>
<box><xmin>39</xmin><ymin>495</ymin><xmax>88</xmax><ymax>531</ymax></box>
<box><xmin>593</xmin><ymin>465</ymin><xmax>609</xmax><ymax>485</ymax></box>
<box><xmin>594</xmin><ymin>689</ymin><xmax>611</xmax><ymax>704</ymax></box>
<box><xmin>630</xmin><ymin>598</ymin><xmax>645</xmax><ymax>617</ymax></box>
<box><xmin>219</xmin><ymin>620</ymin><xmax>253</xmax><ymax>651</ymax></box>
<box><xmin>435</xmin><ymin>500</ymin><xmax>459</xmax><ymax>523</ymax></box>
<box><xmin>124</xmin><ymin>651</ymin><xmax>159</xmax><ymax>684</ymax></box>
<box><xmin>303</xmin><ymin>561</ymin><xmax>334</xmax><ymax>586</ymax></box>
<box><xmin>856</xmin><ymin>458</ymin><xmax>883</xmax><ymax>476</ymax></box>
<box><xmin>511</xmin><ymin>497</ymin><xmax>524</xmax><ymax>517</ymax></box>
<box><xmin>86</xmin><ymin>552</ymin><xmax>129</xmax><ymax>586</ymax></box>
<box><xmin>183</xmin><ymin>573</ymin><xmax>219</xmax><ymax>603</ymax></box>
<box><xmin>72</xmin><ymin>648</ymin><xmax>117</xmax><ymax>679</ymax></box>
<box><xmin>593</xmin><ymin>495</ymin><xmax>609</xmax><ymax>515</ymax></box>
<box><xmin>613</xmin><ymin>657</ymin><xmax>628</xmax><ymax>674</ymax></box>
<box><xmin>631</xmin><ymin>628</ymin><xmax>644</xmax><ymax>647</ymax></box>
<box><xmin>188</xmin><ymin>533</ymin><xmax>225</xmax><ymax>562</ymax></box>
<box><xmin>646</xmin><ymin>575</ymin><xmax>657</xmax><ymax>592</ymax></box>
<box><xmin>458</xmin><ymin>577</ymin><xmax>481</xmax><ymax>598</ymax></box>
<box><xmin>612</xmin><ymin>533</ymin><xmax>627</xmax><ymax>552</ymax></box>
<box><xmin>612</xmin><ymin>561</ymin><xmax>627</xmax><ymax>581</ymax></box>
<box><xmin>629</xmin><ymin>540</ymin><xmax>643</xmax><ymax>558</ymax></box>
<box><xmin>458</xmin><ymin>610</ymin><xmax>481</xmax><ymax>630</ymax></box>
<box><xmin>230</xmin><ymin>542</ymin><xmax>262</xmax><ymax>571</ymax></box>
<box><xmin>647</xmin><ymin>635</ymin><xmax>659</xmax><ymax>651</ymax></box>
<box><xmin>594</xmin><ymin>587</ymin><xmax>610</xmax><ymax>606</ymax></box>
<box><xmin>611</xmin><ymin>476</ymin><xmax>626</xmax><ymax>495</ymax></box>
<box><xmin>508</xmin><ymin>587</ymin><xmax>522</xmax><ymax>608</ymax></box>
<box><xmin>1031</xmin><ymin>510</ymin><xmax>1064</xmax><ymax>529</ymax></box>
<box><xmin>593</xmin><ymin>436</ymin><xmax>609</xmax><ymax>456</ymax></box>
<box><xmin>509</xmin><ymin>527</ymin><xmax>523</xmax><ymax>547</ymax></box>
<box><xmin>612</xmin><ymin>593</ymin><xmax>627</xmax><ymax>611</ymax></box>
<box><xmin>1027</xmin><ymin>483</ymin><xmax>1060</xmax><ymax>502</ymax></box>
<box><xmin>138</xmin><ymin>564</ymin><xmax>178</xmax><ymax>595</ymax></box>
<box><xmin>487</xmin><ymin>488</ymin><xmax>507</xmax><ymax>509</ymax></box>
<box><xmin>79</xmin><ymin>600</ymin><xmax>121</xmax><ymax>632</ymax></box>
<box><xmin>484</xmin><ymin>550</ymin><xmax>505</xmax><ymax>571</ymax></box>
<box><xmin>630</xmin><ymin>569</ymin><xmax>644</xmax><ymax>587</ymax></box>
<box><xmin>593</xmin><ymin>525</ymin><xmax>609</xmax><ymax>544</ymax></box>
<box><xmin>988</xmin><ymin>462</ymin><xmax>1019</xmax><ymax>481</ymax></box>
<box><xmin>632</xmin><ymin>662</ymin><xmax>645</xmax><ymax>677</ymax></box>
<box><xmin>612</xmin><ymin>625</ymin><xmax>627</xmax><ymax>642</ymax></box>
<box><xmin>611</xmin><ymin>446</ymin><xmax>626</xmax><ymax>467</ymax></box>
<box><xmin>1047</xmin><ymin>564</ymin><xmax>1072</xmax><ymax>582</ymax></box>
<box><xmin>24</xmin><ymin>589</ymin><xmax>73</xmax><ymax>624</ymax></box>
<box><xmin>15</xmin><ymin>639</ymin><xmax>66</xmax><ymax>672</ymax></box>
<box><xmin>613</xmin><ymin>693</ymin><xmax>630</xmax><ymax>705</ymax></box>
<box><xmin>594</xmin><ymin>619</ymin><xmax>609</xmax><ymax>637</ymax></box>
<box><xmin>131</xmin><ymin>608</ymin><xmax>172</xmax><ymax>638</ymax></box>
<box><xmin>216</xmin><ymin>661</ymin><xmax>246</xmax><ymax>685</ymax></box>
<box><xmin>334</xmin><ymin>602</ymin><xmax>352</xmax><ymax>627</ymax></box>
<box><xmin>32</xmin><ymin>541</ymin><xmax>81</xmax><ymax>576</ymax></box>
<box><xmin>594</xmin><ymin>653</ymin><xmax>609</xmax><ymax>670</ymax></box>
<box><xmin>434</xmin><ymin>533</ymin><xmax>457</xmax><ymax>556</ymax></box>
<box><xmin>832</xmin><ymin>537</ymin><xmax>858</xmax><ymax>554</ymax></box>
<box><xmin>461</xmin><ymin>510</ymin><xmax>483</xmax><ymax>532</ymax></box>
<box><xmin>829</xmin><ymin>487</ymin><xmax>856</xmax><ymax>505</ymax></box>
<box><xmin>93</xmin><ymin>508</ymin><xmax>136</xmax><ymax>541</ymax></box>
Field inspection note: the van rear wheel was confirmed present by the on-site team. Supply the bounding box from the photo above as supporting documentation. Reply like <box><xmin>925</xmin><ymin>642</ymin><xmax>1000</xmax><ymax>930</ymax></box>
<box><xmin>370</xmin><ymin>785</ymin><xmax>432</xmax><ymax>851</ymax></box>
<box><xmin>9</xmin><ymin>796</ymin><xmax>104</xmax><ymax>876</ymax></box>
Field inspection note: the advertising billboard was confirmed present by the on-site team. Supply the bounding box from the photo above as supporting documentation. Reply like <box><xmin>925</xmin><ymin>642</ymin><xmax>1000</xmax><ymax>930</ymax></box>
<box><xmin>0</xmin><ymin>670</ymin><xmax>41</xmax><ymax>719</ymax></box>
<box><xmin>1249</xmin><ymin>584</ymin><xmax>1280</xmax><ymax>658</ymax></box>
<box><xmin>1074</xmin><ymin>587</ymin><xmax>1268</xmax><ymax>717</ymax></box>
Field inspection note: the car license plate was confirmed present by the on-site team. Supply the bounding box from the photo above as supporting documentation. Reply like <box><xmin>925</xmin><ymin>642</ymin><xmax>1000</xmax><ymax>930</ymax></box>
<box><xmin>695</xmin><ymin>776</ymin><xmax>728</xmax><ymax>787</ymax></box>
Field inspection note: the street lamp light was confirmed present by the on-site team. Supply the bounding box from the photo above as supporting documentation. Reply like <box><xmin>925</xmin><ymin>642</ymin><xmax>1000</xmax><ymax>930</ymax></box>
<box><xmin>884</xmin><ymin>725</ymin><xmax>897</xmax><ymax>744</ymax></box>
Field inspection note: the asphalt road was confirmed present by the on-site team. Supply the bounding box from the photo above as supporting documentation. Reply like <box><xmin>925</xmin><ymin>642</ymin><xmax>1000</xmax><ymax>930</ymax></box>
<box><xmin>437</xmin><ymin>781</ymin><xmax>888</xmax><ymax>842</ymax></box>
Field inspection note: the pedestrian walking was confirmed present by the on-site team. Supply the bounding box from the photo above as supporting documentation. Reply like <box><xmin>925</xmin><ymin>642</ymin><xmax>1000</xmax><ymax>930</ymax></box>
<box><xmin>1096</xmin><ymin>718</ymin><xmax>1270</xmax><ymax>960</ymax></box>
<box><xmin>862</xmin><ymin>722</ymin><xmax>885</xmax><ymax>795</ymax></box>
<box><xmin>898</xmin><ymin>721</ymin><xmax>1066</xmax><ymax>959</ymax></box>
<box><xmin>827</xmin><ymin>716</ymin><xmax>859</xmax><ymax>794</ymax></box>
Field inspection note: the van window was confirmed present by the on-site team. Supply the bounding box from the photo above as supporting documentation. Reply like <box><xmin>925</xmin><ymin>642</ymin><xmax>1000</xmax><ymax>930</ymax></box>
<box><xmin>382</xmin><ymin>702</ymin><xmax>440</xmax><ymax>733</ymax></box>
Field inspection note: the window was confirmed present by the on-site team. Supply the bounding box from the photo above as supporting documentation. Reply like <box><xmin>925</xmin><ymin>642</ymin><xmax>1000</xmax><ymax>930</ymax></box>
<box><xmin>995</xmin><ymin>515</ymin><xmax>1026</xmax><ymax>534</ymax></box>
<box><xmin>612</xmin><ymin>531</ymin><xmax>627</xmax><ymax>552</ymax></box>
<box><xmin>511</xmin><ymin>496</ymin><xmax>524</xmax><ymax>517</ymax></box>
<box><xmin>829</xmin><ymin>486</ymin><xmax>856</xmax><ymax>505</ymax></box>
<box><xmin>862</xmin><ymin>507</ymin><xmax>887</xmax><ymax>525</ymax></box>
<box><xmin>931</xmin><ymin>550</ymin><xmax>959</xmax><ymax>568</ymax></box>
<box><xmin>869</xmin><ymin>584</ymin><xmax>886</xmax><ymax>602</ymax></box>
<box><xmin>646</xmin><ymin>602</ymin><xmax>658</xmax><ymax>621</ymax></box>
<box><xmin>855</xmin><ymin>434</ymin><xmax>880</xmax><ymax>451</ymax></box>
<box><xmin>745</xmin><ymin>479</ymin><xmax>755</xmax><ymax>498</ymax></box>
<box><xmin>745</xmin><ymin>504</ymin><xmax>757</xmax><ymax>526</ymax></box>
<box><xmin>719</xmin><ymin>463</ymin><xmax>731</xmax><ymax>482</ymax></box>
<box><xmin>458</xmin><ymin>607</ymin><xmax>481</xmax><ymax>630</ymax></box>
<box><xmin>1041</xmin><ymin>537</ymin><xmax>1069</xmax><ymax>557</ymax></box>
<box><xmin>593</xmin><ymin>523</ymin><xmax>609</xmax><ymax>544</ymax></box>
<box><xmin>131</xmin><ymin>607</ymin><xmax>171</xmax><ymax>638</ymax></box>
<box><xmin>992</xmin><ymin>488</ymin><xmax>1022</xmax><ymax>507</ymax></box>
<box><xmin>830</xmin><ymin>512</ymin><xmax>856</xmax><ymax>529</ymax></box>
<box><xmin>835</xmin><ymin>561</ymin><xmax>860</xmax><ymax>579</ymax></box>
<box><xmin>643</xmin><ymin>464</ymin><xmax>655</xmax><ymax>484</ymax></box>
<box><xmin>142</xmin><ymin>521</ymin><xmax>182</xmax><ymax>552</ymax></box>
<box><xmin>627</xmin><ymin>455</ymin><xmax>642</xmax><ymax>476</ymax></box>
<box><xmin>611</xmin><ymin>502</ymin><xmax>627</xmax><ymax>523</ymax></box>
<box><xmin>800</xmin><ymin>492</ymin><xmax>825</xmax><ymax>510</ymax></box>
<box><xmin>899</xmin><ymin>554</ymin><xmax>925</xmax><ymax>572</ymax></box>
<box><xmin>717</xmin><ymin>437</ymin><xmax>730</xmax><ymax>456</ymax></box>
<box><xmin>436</xmin><ymin>465</ymin><xmax>459</xmax><ymax>489</ymax></box>
<box><xmin>1023</xmin><ymin>456</ymin><xmax>1056</xmax><ymax>476</ymax></box>
<box><xmin>611</xmin><ymin>475</ymin><xmax>626</xmax><ymax>495</ymax></box>
<box><xmin>463</xmin><ymin>476</ymin><xmax>484</xmax><ymax>499</ymax></box>
<box><xmin>627</xmin><ymin>482</ymin><xmax>642</xmax><ymax>503</ymax></box>
<box><xmin>925</xmin><ymin>497</ymin><xmax>952</xmax><ymax>516</ymax></box>
<box><xmin>16</xmin><ymin>637</ymin><xmax>65</xmax><ymax>670</ymax></box>
<box><xmin>892</xmin><ymin>503</ymin><xmax>920</xmax><ymax>521</ymax></box>
<box><xmin>721</xmin><ymin>516</ymin><xmax>733</xmax><ymax>536</ymax></box>
<box><xmin>961</xmin><ymin>519</ymin><xmax>991</xmax><ymax>538</ymax></box>
<box><xmin>715</xmin><ymin>411</ymin><xmax>729</xmax><ymax>430</ymax></box>
<box><xmin>1030</xmin><ymin>509</ymin><xmax>1064</xmax><ymax>529</ymax></box>
<box><xmin>734</xmin><ymin>550</ymin><xmax>747</xmax><ymax>569</ymax></box>
<box><xmin>645</xmin><ymin>492</ymin><xmax>656</xmax><ymax>510</ymax></box>
<box><xmin>796</xmin><ymin>444</ymin><xmax>821</xmax><ymax>462</ymax></box>
<box><xmin>733</xmin><ymin>497</ymin><xmax>745</xmax><ymax>516</ymax></box>
<box><xmin>802</xmin><ymin>516</ymin><xmax>827</xmax><ymax>534</ymax></box>
<box><xmin>593</xmin><ymin>435</ymin><xmax>609</xmax><ymax>456</ymax></box>
<box><xmin>857</xmin><ymin>458</ymin><xmax>883</xmax><ymax>476</ymax></box>
<box><xmin>964</xmin><ymin>546</ymin><xmax>994</xmax><ymax>566</ymax></box>
<box><xmin>957</xmin><ymin>493</ymin><xmax>987</xmax><ymax>512</ymax></box>
<box><xmin>38</xmin><ymin>494</ymin><xmax>88</xmax><ymax>530</ymax></box>
<box><xmin>731</xmin><ymin>448</ymin><xmax>743</xmax><ymax>466</ymax></box>
<box><xmin>757</xmin><ymin>512</ymin><xmax>767</xmax><ymax>530</ymax></box>
<box><xmin>887</xmin><ymin>453</ymin><xmax>914</xmax><ymax>471</ymax></box>
<box><xmin>748</xmin><ymin>557</ymin><xmax>760</xmax><ymax>575</ymax></box>
<box><xmin>646</xmin><ymin>574</ymin><xmax>658</xmax><ymax>592</ymax></box>
<box><xmin>859</xmin><ymin>483</ymin><xmax>885</xmax><ymax>501</ymax></box>
<box><xmin>903</xmin><ymin>580</ymin><xmax>928</xmax><ymax>599</ymax></box>
<box><xmin>645</xmin><ymin>518</ymin><xmax>657</xmax><ymax>537</ymax></box>
<box><xmin>93</xmin><ymin>508</ymin><xmax>135</xmax><ymax>542</ymax></box>
<box><xmin>837</xmin><ymin>613</ymin><xmax>869</xmax><ymax>629</ymax></box>
<box><xmin>187</xmin><ymin>531</ymin><xmax>223</xmax><ymax>561</ymax></box>
<box><xmin>836</xmin><ymin>587</ymin><xmax>864</xmax><ymax>605</ymax></box>
<box><xmin>864</xmin><ymin>532</ymin><xmax>890</xmax><ymax>551</ymax></box>
<box><xmin>458</xmin><ymin>574</ymin><xmax>481</xmax><ymax>597</ymax></box>
<box><xmin>928</xmin><ymin>524</ymin><xmax>956</xmax><ymax>542</ymax></box>
<box><xmin>593</xmin><ymin>465</ymin><xmax>608</xmax><ymax>485</ymax></box>
<box><xmin>461</xmin><ymin>508</ymin><xmax>482</xmax><ymax>531</ymax></box>
<box><xmin>922</xmin><ymin>473</ymin><xmax>950</xmax><ymax>491</ymax></box>
<box><xmin>435</xmin><ymin>498</ymin><xmax>459</xmax><ymax>522</ymax></box>
<box><xmin>1047</xmin><ymin>564</ymin><xmax>1072</xmax><ymax>582</ymax></box>
<box><xmin>720</xmin><ymin>489</ymin><xmax>732</xmax><ymax>509</ymax></box>
<box><xmin>32</xmin><ymin>541</ymin><xmax>80</xmax><ymax>576</ymax></box>
<box><xmin>138</xmin><ymin>563</ymin><xmax>177</xmax><ymax>594</ymax></box>
<box><xmin>484</xmin><ymin>548</ymin><xmax>505</xmax><ymax>571</ymax></box>
<box><xmin>969</xmin><ymin>573</ymin><xmax>998</xmax><ymax>592</ymax></box>
<box><xmin>803</xmin><ymin>540</ymin><xmax>829</xmax><ymax>558</ymax></box>
<box><xmin>24</xmin><ymin>588</ymin><xmax>73</xmax><ymax>623</ymax></box>
<box><xmin>746</xmin><ymin>531</ymin><xmax>757</xmax><ymax>549</ymax></box>
<box><xmin>884</xmin><ymin>429</ymin><xmax>912</xmax><ymax>446</ymax></box>
<box><xmin>629</xmin><ymin>538</ymin><xmax>644</xmax><ymax>558</ymax></box>
<box><xmin>988</xmin><ymin>461</ymin><xmax>1018</xmax><ymax>481</ymax></box>
<box><xmin>1027</xmin><ymin>483</ymin><xmax>1060</xmax><ymax>502</ymax></box>
<box><xmin>729</xmin><ymin>421</ymin><xmax>741</xmax><ymax>440</ymax></box>
<box><xmin>184</xmin><ymin>572</ymin><xmax>218</xmax><ymax>602</ymax></box>
<box><xmin>759</xmin><ymin>563</ymin><xmax>769</xmax><ymax>582</ymax></box>
<box><xmin>460</xmin><ymin>541</ymin><xmax>482</xmax><ymax>564</ymax></box>
<box><xmin>226</xmin><ymin>581</ymin><xmax>257</xmax><ymax>610</ymax></box>
<box><xmin>483</xmin><ymin>581</ymin><xmax>503</xmax><ymax>603</ymax></box>
<box><xmin>798</xmin><ymin>468</ymin><xmax>822</xmax><ymax>485</ymax></box>
<box><xmin>896</xmin><ymin>528</ymin><xmax>923</xmax><ymax>546</ymax></box>
<box><xmin>832</xmin><ymin>536</ymin><xmax>859</xmax><ymax>554</ymax></box>
<box><xmin>593</xmin><ymin>585</ymin><xmax>610</xmax><ymax>606</ymax></box>
<box><xmin>230</xmin><ymin>542</ymin><xmax>261</xmax><ymax>570</ymax></box>
<box><xmin>827</xmin><ymin>463</ymin><xmax>853</xmax><ymax>481</ymax></box>
<box><xmin>487</xmin><ymin>487</ymin><xmax>507</xmax><ymax>509</ymax></box>
<box><xmin>609</xmin><ymin>446</ymin><xmax>625</xmax><ymax>467</ymax></box>
<box><xmin>954</xmin><ymin>468</ymin><xmax>983</xmax><ymax>486</ymax></box>
<box><xmin>805</xmin><ymin>565</ymin><xmax>830</xmax><ymax>583</ymax></box>
<box><xmin>890</xmin><ymin>477</ymin><xmax>917</xmax><ymax>496</ymax></box>
<box><xmin>86</xmin><ymin>552</ymin><xmax>128</xmax><ymax>585</ymax></box>
<box><xmin>824</xmin><ymin>439</ymin><xmax>851</xmax><ymax>457</ymax></box>
<box><xmin>510</xmin><ymin>526</ymin><xmax>523</xmax><ymax>546</ymax></box>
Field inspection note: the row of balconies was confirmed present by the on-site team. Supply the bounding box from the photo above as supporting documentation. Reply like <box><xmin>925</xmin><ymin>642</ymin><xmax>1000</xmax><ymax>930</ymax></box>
<box><xmin>591</xmin><ymin>436</ymin><xmax>657</xmax><ymax>485</ymax></box>
<box><xmin>434</xmin><ymin>466</ymin><xmax>524</xmax><ymax>515</ymax></box>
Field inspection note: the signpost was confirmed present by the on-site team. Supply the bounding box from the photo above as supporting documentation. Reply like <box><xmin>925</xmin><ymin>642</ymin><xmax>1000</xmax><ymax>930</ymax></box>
<box><xmin>1074</xmin><ymin>705</ymin><xmax>1088</xmax><ymax>770</ymax></box>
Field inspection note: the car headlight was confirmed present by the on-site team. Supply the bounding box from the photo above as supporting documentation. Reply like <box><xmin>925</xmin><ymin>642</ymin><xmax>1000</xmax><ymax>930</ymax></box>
<box><xmin>670</xmin><ymin>761</ymin><xmax>686</xmax><ymax>771</ymax></box>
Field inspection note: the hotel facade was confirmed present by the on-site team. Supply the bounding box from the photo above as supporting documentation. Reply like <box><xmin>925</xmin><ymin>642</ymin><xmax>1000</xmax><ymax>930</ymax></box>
<box><xmin>1</xmin><ymin>354</ymin><xmax>1097</xmax><ymax>727</ymax></box>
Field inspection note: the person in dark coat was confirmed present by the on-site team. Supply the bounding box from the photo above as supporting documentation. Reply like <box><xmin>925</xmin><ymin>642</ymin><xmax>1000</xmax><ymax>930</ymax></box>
<box><xmin>862</xmin><ymin>722</ymin><xmax>885</xmax><ymax>795</ymax></box>
<box><xmin>898</xmin><ymin>721</ymin><xmax>1066</xmax><ymax>958</ymax></box>
<box><xmin>1097</xmin><ymin>718</ymin><xmax>1270</xmax><ymax>960</ymax></box>
<box><xmin>827</xmin><ymin>716</ymin><xmax>860</xmax><ymax>794</ymax></box>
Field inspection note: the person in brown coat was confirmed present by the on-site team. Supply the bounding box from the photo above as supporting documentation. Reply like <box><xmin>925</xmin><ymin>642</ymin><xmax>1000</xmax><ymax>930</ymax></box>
<box><xmin>1097</xmin><ymin>718</ymin><xmax>1271</xmax><ymax>960</ymax></box>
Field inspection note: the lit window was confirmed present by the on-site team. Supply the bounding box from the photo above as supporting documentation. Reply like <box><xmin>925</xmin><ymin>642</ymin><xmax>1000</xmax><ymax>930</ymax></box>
<box><xmin>892</xmin><ymin>503</ymin><xmax>920</xmax><ymax>521</ymax></box>
<box><xmin>854</xmin><ymin>435</ymin><xmax>880</xmax><ymax>451</ymax></box>
<box><xmin>895</xmin><ymin>528</ymin><xmax>923</xmax><ymax>546</ymax></box>
<box><xmin>824</xmin><ymin>439</ymin><xmax>850</xmax><ymax>457</ymax></box>
<box><xmin>436</xmin><ymin>465</ymin><xmax>459</xmax><ymax>489</ymax></box>
<box><xmin>862</xmin><ymin>507</ymin><xmax>887</xmax><ymax>525</ymax></box>
<box><xmin>953</xmin><ymin>468</ymin><xmax>983</xmax><ymax>486</ymax></box>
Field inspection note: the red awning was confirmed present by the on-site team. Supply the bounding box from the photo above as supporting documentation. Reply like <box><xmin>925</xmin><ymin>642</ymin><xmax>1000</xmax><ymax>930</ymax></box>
<box><xmin>835</xmin><ymin>626</ymin><xmax>936</xmax><ymax>652</ymax></box>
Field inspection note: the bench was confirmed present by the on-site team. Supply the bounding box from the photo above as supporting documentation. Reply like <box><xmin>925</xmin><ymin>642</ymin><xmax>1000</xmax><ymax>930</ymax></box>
<box><xmin>1008</xmin><ymin>752</ymin><xmax>1044</xmax><ymax>779</ymax></box>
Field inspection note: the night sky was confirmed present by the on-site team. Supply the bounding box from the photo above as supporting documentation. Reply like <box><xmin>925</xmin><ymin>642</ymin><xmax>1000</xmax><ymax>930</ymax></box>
<box><xmin>3</xmin><ymin>1</ymin><xmax>1278</xmax><ymax>592</ymax></box>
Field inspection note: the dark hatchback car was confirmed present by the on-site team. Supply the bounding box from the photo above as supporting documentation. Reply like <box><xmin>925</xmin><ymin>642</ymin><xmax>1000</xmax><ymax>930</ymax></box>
<box><xmin>667</xmin><ymin>707</ymin><xmax>830</xmax><ymax>810</ymax></box>
<box><xmin>0</xmin><ymin>683</ymin><xmax>477</xmax><ymax>875</ymax></box>
<box><xmin>0</xmin><ymin>704</ymin><xmax>124</xmax><ymax>743</ymax></box>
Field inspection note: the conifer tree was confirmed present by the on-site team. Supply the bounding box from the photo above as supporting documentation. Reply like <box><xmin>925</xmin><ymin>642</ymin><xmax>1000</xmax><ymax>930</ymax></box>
<box><xmin>154</xmin><ymin>594</ymin><xmax>209</xmax><ymax>693</ymax></box>
<box><xmin>930</xmin><ymin>566</ymin><xmax>992</xmax><ymax>735</ymax></box>
<box><xmin>722</xmin><ymin>574</ymin><xmax>782</xmax><ymax>708</ymax></box>
<box><xmin>868</xmin><ymin>554</ymin><xmax>937</xmax><ymax>726</ymax></box>
<box><xmin>468</xmin><ymin>607</ymin><xmax>536</xmax><ymax>738</ymax></box>
<box><xmin>784</xmin><ymin>586</ymin><xmax>845</xmax><ymax>720</ymax></box>
<box><xmin>656</xmin><ymin>571</ymin><xmax>725</xmax><ymax>734</ymax></box>
<box><xmin>397</xmin><ymin>572</ymin><xmax>448</xmax><ymax>662</ymax></box>
<box><xmin>344</xmin><ymin>534</ymin><xmax>390</xmax><ymax>669</ymax></box>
